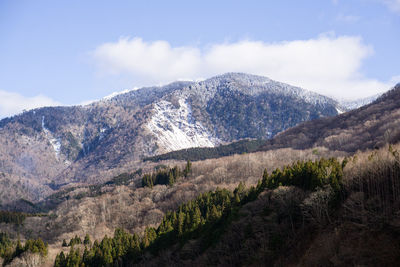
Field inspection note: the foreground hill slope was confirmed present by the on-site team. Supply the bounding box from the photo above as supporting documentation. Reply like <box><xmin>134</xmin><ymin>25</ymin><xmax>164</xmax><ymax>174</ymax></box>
<box><xmin>0</xmin><ymin>73</ymin><xmax>342</xmax><ymax>204</ymax></box>
<box><xmin>0</xmin><ymin>146</ymin><xmax>347</xmax><ymax>266</ymax></box>
<box><xmin>54</xmin><ymin>143</ymin><xmax>400</xmax><ymax>267</ymax></box>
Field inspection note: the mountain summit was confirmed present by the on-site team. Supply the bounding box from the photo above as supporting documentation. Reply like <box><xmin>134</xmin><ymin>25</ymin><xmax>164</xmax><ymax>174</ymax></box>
<box><xmin>0</xmin><ymin>73</ymin><xmax>343</xmax><ymax>204</ymax></box>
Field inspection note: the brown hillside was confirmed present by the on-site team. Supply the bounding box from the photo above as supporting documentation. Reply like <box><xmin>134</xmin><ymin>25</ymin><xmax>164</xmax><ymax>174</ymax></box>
<box><xmin>260</xmin><ymin>84</ymin><xmax>400</xmax><ymax>153</ymax></box>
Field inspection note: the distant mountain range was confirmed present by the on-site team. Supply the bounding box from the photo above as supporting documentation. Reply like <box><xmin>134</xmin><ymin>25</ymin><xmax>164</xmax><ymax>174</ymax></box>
<box><xmin>0</xmin><ymin>73</ymin><xmax>371</xmax><ymax>205</ymax></box>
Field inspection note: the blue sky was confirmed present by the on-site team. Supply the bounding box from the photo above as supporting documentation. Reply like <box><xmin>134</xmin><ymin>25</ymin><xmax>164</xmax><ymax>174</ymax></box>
<box><xmin>0</xmin><ymin>0</ymin><xmax>399</xmax><ymax>118</ymax></box>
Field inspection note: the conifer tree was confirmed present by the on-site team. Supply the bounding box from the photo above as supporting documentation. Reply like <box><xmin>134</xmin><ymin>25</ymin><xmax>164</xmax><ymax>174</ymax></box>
<box><xmin>183</xmin><ymin>160</ymin><xmax>192</xmax><ymax>178</ymax></box>
<box><xmin>168</xmin><ymin>171</ymin><xmax>175</xmax><ymax>186</ymax></box>
<box><xmin>177</xmin><ymin>212</ymin><xmax>185</xmax><ymax>236</ymax></box>
<box><xmin>192</xmin><ymin>206</ymin><xmax>202</xmax><ymax>229</ymax></box>
<box><xmin>84</xmin><ymin>234</ymin><xmax>91</xmax><ymax>246</ymax></box>
<box><xmin>15</xmin><ymin>238</ymin><xmax>23</xmax><ymax>256</ymax></box>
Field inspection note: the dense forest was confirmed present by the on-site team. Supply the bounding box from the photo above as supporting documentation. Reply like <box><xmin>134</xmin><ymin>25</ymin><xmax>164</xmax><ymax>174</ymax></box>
<box><xmin>55</xmin><ymin>157</ymin><xmax>347</xmax><ymax>266</ymax></box>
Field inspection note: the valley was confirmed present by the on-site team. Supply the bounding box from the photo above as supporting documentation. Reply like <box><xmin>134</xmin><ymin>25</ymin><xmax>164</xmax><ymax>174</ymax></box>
<box><xmin>0</xmin><ymin>73</ymin><xmax>398</xmax><ymax>266</ymax></box>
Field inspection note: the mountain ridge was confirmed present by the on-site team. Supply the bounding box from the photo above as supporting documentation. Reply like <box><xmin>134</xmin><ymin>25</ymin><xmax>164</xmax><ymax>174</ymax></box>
<box><xmin>145</xmin><ymin>83</ymin><xmax>399</xmax><ymax>162</ymax></box>
<box><xmin>261</xmin><ymin>83</ymin><xmax>400</xmax><ymax>152</ymax></box>
<box><xmin>0</xmin><ymin>73</ymin><xmax>348</xmax><ymax>205</ymax></box>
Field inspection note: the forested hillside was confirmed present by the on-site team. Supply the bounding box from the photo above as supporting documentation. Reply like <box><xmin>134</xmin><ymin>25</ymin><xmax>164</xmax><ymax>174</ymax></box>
<box><xmin>54</xmin><ymin>144</ymin><xmax>400</xmax><ymax>266</ymax></box>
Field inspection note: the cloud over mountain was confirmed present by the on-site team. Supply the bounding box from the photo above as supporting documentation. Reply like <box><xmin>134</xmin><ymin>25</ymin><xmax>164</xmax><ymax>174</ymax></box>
<box><xmin>93</xmin><ymin>34</ymin><xmax>395</xmax><ymax>100</ymax></box>
<box><xmin>0</xmin><ymin>90</ymin><xmax>60</xmax><ymax>118</ymax></box>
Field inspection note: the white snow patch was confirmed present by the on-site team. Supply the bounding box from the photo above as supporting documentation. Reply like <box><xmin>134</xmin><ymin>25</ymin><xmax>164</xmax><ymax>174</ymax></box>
<box><xmin>335</xmin><ymin>107</ymin><xmax>345</xmax><ymax>114</ymax></box>
<box><xmin>50</xmin><ymin>137</ymin><xmax>61</xmax><ymax>154</ymax></box>
<box><xmin>102</xmin><ymin>87</ymin><xmax>139</xmax><ymax>100</ymax></box>
<box><xmin>41</xmin><ymin>116</ymin><xmax>61</xmax><ymax>159</ymax></box>
<box><xmin>99</xmin><ymin>127</ymin><xmax>107</xmax><ymax>141</ymax></box>
<box><xmin>146</xmin><ymin>98</ymin><xmax>221</xmax><ymax>152</ymax></box>
<box><xmin>41</xmin><ymin>116</ymin><xmax>46</xmax><ymax>130</ymax></box>
<box><xmin>339</xmin><ymin>93</ymin><xmax>381</xmax><ymax>110</ymax></box>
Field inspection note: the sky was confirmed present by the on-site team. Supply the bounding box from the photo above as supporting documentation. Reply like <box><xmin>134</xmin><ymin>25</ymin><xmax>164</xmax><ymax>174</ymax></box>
<box><xmin>0</xmin><ymin>0</ymin><xmax>399</xmax><ymax>118</ymax></box>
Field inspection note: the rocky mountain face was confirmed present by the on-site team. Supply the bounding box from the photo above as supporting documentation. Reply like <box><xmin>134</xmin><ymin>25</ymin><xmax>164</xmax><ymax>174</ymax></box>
<box><xmin>0</xmin><ymin>73</ymin><xmax>343</xmax><ymax>205</ymax></box>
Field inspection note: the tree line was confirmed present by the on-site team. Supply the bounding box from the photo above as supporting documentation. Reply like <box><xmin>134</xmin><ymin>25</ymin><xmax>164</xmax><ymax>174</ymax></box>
<box><xmin>144</xmin><ymin>139</ymin><xmax>266</xmax><ymax>162</ymax></box>
<box><xmin>142</xmin><ymin>160</ymin><xmax>192</xmax><ymax>188</ymax></box>
<box><xmin>0</xmin><ymin>211</ymin><xmax>27</xmax><ymax>225</ymax></box>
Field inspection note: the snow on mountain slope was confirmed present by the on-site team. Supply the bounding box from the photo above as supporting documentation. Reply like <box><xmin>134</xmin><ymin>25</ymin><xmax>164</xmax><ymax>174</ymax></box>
<box><xmin>143</xmin><ymin>73</ymin><xmax>345</xmax><ymax>153</ymax></box>
<box><xmin>146</xmin><ymin>97</ymin><xmax>222</xmax><ymax>152</ymax></box>
<box><xmin>102</xmin><ymin>87</ymin><xmax>138</xmax><ymax>100</ymax></box>
<box><xmin>339</xmin><ymin>93</ymin><xmax>381</xmax><ymax>110</ymax></box>
<box><xmin>201</xmin><ymin>73</ymin><xmax>338</xmax><ymax>106</ymax></box>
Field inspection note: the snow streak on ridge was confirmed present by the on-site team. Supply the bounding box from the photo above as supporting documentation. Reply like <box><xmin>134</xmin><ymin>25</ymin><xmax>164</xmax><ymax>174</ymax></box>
<box><xmin>41</xmin><ymin>116</ymin><xmax>61</xmax><ymax>159</ymax></box>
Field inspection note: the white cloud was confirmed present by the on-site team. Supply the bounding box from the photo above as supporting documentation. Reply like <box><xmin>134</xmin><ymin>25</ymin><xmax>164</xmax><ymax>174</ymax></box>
<box><xmin>381</xmin><ymin>0</ymin><xmax>400</xmax><ymax>13</ymax></box>
<box><xmin>0</xmin><ymin>90</ymin><xmax>60</xmax><ymax>119</ymax></box>
<box><xmin>93</xmin><ymin>38</ymin><xmax>201</xmax><ymax>84</ymax></box>
<box><xmin>93</xmin><ymin>34</ymin><xmax>395</xmax><ymax>100</ymax></box>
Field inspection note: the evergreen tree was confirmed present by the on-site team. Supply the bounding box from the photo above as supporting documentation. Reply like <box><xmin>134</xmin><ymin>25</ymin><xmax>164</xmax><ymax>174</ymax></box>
<box><xmin>192</xmin><ymin>206</ymin><xmax>202</xmax><ymax>229</ymax></box>
<box><xmin>168</xmin><ymin>171</ymin><xmax>175</xmax><ymax>186</ymax></box>
<box><xmin>84</xmin><ymin>234</ymin><xmax>91</xmax><ymax>246</ymax></box>
<box><xmin>15</xmin><ymin>238</ymin><xmax>23</xmax><ymax>256</ymax></box>
<box><xmin>209</xmin><ymin>205</ymin><xmax>220</xmax><ymax>221</ymax></box>
<box><xmin>177</xmin><ymin>212</ymin><xmax>185</xmax><ymax>236</ymax></box>
<box><xmin>54</xmin><ymin>251</ymin><xmax>66</xmax><ymax>267</ymax></box>
<box><xmin>183</xmin><ymin>160</ymin><xmax>192</xmax><ymax>177</ymax></box>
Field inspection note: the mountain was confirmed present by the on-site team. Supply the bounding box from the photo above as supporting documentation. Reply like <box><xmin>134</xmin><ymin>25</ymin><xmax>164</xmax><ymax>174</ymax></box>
<box><xmin>0</xmin><ymin>77</ymin><xmax>398</xmax><ymax>267</ymax></box>
<box><xmin>0</xmin><ymin>73</ymin><xmax>343</xmax><ymax>205</ymax></box>
<box><xmin>259</xmin><ymin>83</ymin><xmax>400</xmax><ymax>152</ymax></box>
<box><xmin>145</xmin><ymin>84</ymin><xmax>399</xmax><ymax>162</ymax></box>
